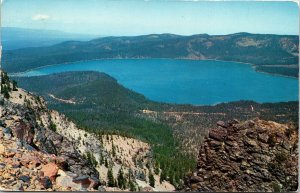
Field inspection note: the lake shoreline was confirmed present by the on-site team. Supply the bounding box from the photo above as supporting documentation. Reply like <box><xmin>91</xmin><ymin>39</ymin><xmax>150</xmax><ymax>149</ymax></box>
<box><xmin>8</xmin><ymin>57</ymin><xmax>298</xmax><ymax>79</ymax></box>
<box><xmin>11</xmin><ymin>59</ymin><xmax>298</xmax><ymax>106</ymax></box>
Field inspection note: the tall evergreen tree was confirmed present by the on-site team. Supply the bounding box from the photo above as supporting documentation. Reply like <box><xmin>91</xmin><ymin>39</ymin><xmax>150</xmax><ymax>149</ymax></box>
<box><xmin>160</xmin><ymin>170</ymin><xmax>167</xmax><ymax>183</ymax></box>
<box><xmin>128</xmin><ymin>168</ymin><xmax>136</xmax><ymax>191</ymax></box>
<box><xmin>104</xmin><ymin>158</ymin><xmax>109</xmax><ymax>167</ymax></box>
<box><xmin>2</xmin><ymin>85</ymin><xmax>10</xmax><ymax>99</ymax></box>
<box><xmin>12</xmin><ymin>80</ymin><xmax>18</xmax><ymax>91</ymax></box>
<box><xmin>99</xmin><ymin>152</ymin><xmax>104</xmax><ymax>165</ymax></box>
<box><xmin>149</xmin><ymin>172</ymin><xmax>155</xmax><ymax>187</ymax></box>
<box><xmin>107</xmin><ymin>167</ymin><xmax>115</xmax><ymax>187</ymax></box>
<box><xmin>117</xmin><ymin>167</ymin><xmax>126</xmax><ymax>189</ymax></box>
<box><xmin>112</xmin><ymin>141</ymin><xmax>116</xmax><ymax>157</ymax></box>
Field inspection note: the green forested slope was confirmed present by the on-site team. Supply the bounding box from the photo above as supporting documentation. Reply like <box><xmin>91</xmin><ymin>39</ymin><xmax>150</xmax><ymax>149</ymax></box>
<box><xmin>4</xmin><ymin>33</ymin><xmax>299</xmax><ymax>77</ymax></box>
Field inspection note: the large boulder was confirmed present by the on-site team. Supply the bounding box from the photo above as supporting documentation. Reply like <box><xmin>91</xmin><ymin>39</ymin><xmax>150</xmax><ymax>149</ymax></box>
<box><xmin>72</xmin><ymin>175</ymin><xmax>100</xmax><ymax>190</ymax></box>
<box><xmin>41</xmin><ymin>163</ymin><xmax>59</xmax><ymax>181</ymax></box>
<box><xmin>55</xmin><ymin>170</ymin><xmax>82</xmax><ymax>190</ymax></box>
<box><xmin>208</xmin><ymin>127</ymin><xmax>227</xmax><ymax>141</ymax></box>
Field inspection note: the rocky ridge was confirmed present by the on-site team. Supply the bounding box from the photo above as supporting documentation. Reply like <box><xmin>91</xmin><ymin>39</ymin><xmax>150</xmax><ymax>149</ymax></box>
<box><xmin>185</xmin><ymin>119</ymin><xmax>298</xmax><ymax>192</ymax></box>
<box><xmin>0</xmin><ymin>70</ymin><xmax>173</xmax><ymax>191</ymax></box>
<box><xmin>0</xmin><ymin>71</ymin><xmax>100</xmax><ymax>191</ymax></box>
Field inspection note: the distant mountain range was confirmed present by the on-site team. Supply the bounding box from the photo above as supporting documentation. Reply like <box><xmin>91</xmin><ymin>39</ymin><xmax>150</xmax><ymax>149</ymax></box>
<box><xmin>2</xmin><ymin>32</ymin><xmax>299</xmax><ymax>77</ymax></box>
<box><xmin>1</xmin><ymin>27</ymin><xmax>100</xmax><ymax>50</ymax></box>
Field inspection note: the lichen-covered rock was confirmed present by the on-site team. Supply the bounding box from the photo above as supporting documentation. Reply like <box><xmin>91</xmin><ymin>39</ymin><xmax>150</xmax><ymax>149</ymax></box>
<box><xmin>185</xmin><ymin>119</ymin><xmax>298</xmax><ymax>192</ymax></box>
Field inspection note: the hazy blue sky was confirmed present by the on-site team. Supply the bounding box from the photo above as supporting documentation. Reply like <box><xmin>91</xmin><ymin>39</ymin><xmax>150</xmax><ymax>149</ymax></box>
<box><xmin>2</xmin><ymin>0</ymin><xmax>299</xmax><ymax>36</ymax></box>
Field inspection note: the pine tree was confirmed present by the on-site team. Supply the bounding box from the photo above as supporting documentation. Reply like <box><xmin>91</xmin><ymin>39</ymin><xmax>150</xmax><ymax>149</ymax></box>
<box><xmin>104</xmin><ymin>158</ymin><xmax>109</xmax><ymax>167</ymax></box>
<box><xmin>160</xmin><ymin>170</ymin><xmax>167</xmax><ymax>183</ymax></box>
<box><xmin>91</xmin><ymin>153</ymin><xmax>98</xmax><ymax>167</ymax></box>
<box><xmin>128</xmin><ymin>168</ymin><xmax>136</xmax><ymax>191</ymax></box>
<box><xmin>117</xmin><ymin>167</ymin><xmax>127</xmax><ymax>189</ymax></box>
<box><xmin>7</xmin><ymin>82</ymin><xmax>11</xmax><ymax>92</ymax></box>
<box><xmin>1</xmin><ymin>72</ymin><xmax>9</xmax><ymax>85</ymax></box>
<box><xmin>12</xmin><ymin>80</ymin><xmax>18</xmax><ymax>91</ymax></box>
<box><xmin>175</xmin><ymin>173</ymin><xmax>180</xmax><ymax>185</ymax></box>
<box><xmin>99</xmin><ymin>153</ymin><xmax>104</xmax><ymax>165</ymax></box>
<box><xmin>107</xmin><ymin>167</ymin><xmax>115</xmax><ymax>187</ymax></box>
<box><xmin>112</xmin><ymin>141</ymin><xmax>116</xmax><ymax>157</ymax></box>
<box><xmin>149</xmin><ymin>172</ymin><xmax>155</xmax><ymax>187</ymax></box>
<box><xmin>99</xmin><ymin>136</ymin><xmax>103</xmax><ymax>145</ymax></box>
<box><xmin>154</xmin><ymin>166</ymin><xmax>160</xmax><ymax>175</ymax></box>
<box><xmin>2</xmin><ymin>85</ymin><xmax>10</xmax><ymax>99</ymax></box>
<box><xmin>168</xmin><ymin>170</ymin><xmax>175</xmax><ymax>185</ymax></box>
<box><xmin>129</xmin><ymin>181</ymin><xmax>136</xmax><ymax>191</ymax></box>
<box><xmin>49</xmin><ymin>121</ymin><xmax>57</xmax><ymax>132</ymax></box>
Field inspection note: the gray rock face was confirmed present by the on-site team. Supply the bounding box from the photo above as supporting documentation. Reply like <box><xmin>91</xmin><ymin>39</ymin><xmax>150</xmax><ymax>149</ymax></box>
<box><xmin>185</xmin><ymin>119</ymin><xmax>298</xmax><ymax>192</ymax></box>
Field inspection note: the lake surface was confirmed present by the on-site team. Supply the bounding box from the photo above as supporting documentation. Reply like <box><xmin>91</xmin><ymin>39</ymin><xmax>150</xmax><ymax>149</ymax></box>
<box><xmin>17</xmin><ymin>59</ymin><xmax>299</xmax><ymax>105</ymax></box>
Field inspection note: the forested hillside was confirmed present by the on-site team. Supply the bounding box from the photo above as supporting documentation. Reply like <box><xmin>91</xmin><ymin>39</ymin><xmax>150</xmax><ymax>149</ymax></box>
<box><xmin>3</xmin><ymin>33</ymin><xmax>299</xmax><ymax>77</ymax></box>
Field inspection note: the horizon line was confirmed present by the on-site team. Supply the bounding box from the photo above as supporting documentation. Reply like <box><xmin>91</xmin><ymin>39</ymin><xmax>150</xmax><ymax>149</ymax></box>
<box><xmin>2</xmin><ymin>26</ymin><xmax>299</xmax><ymax>37</ymax></box>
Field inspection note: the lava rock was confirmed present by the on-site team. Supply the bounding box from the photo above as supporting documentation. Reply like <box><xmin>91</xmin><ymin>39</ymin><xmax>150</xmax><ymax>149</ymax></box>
<box><xmin>217</xmin><ymin>121</ymin><xmax>226</xmax><ymax>128</ymax></box>
<box><xmin>258</xmin><ymin>133</ymin><xmax>269</xmax><ymax>143</ymax></box>
<box><xmin>190</xmin><ymin>175</ymin><xmax>204</xmax><ymax>183</ymax></box>
<box><xmin>209</xmin><ymin>127</ymin><xmax>227</xmax><ymax>141</ymax></box>
<box><xmin>18</xmin><ymin>175</ymin><xmax>31</xmax><ymax>183</ymax></box>
<box><xmin>40</xmin><ymin>176</ymin><xmax>52</xmax><ymax>189</ymax></box>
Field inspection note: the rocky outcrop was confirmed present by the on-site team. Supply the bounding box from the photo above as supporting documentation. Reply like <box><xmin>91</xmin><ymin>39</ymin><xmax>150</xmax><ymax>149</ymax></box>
<box><xmin>0</xmin><ymin>99</ymin><xmax>99</xmax><ymax>177</ymax></box>
<box><xmin>0</xmin><ymin>124</ymin><xmax>102</xmax><ymax>191</ymax></box>
<box><xmin>185</xmin><ymin>118</ymin><xmax>298</xmax><ymax>192</ymax></box>
<box><xmin>0</xmin><ymin>71</ymin><xmax>100</xmax><ymax>191</ymax></box>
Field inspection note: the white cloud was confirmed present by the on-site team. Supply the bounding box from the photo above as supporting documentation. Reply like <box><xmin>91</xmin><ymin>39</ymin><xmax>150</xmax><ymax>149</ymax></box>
<box><xmin>32</xmin><ymin>14</ymin><xmax>50</xmax><ymax>21</ymax></box>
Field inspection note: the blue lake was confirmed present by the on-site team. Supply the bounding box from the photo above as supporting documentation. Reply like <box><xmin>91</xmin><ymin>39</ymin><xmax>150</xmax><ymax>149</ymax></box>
<box><xmin>17</xmin><ymin>59</ymin><xmax>299</xmax><ymax>105</ymax></box>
